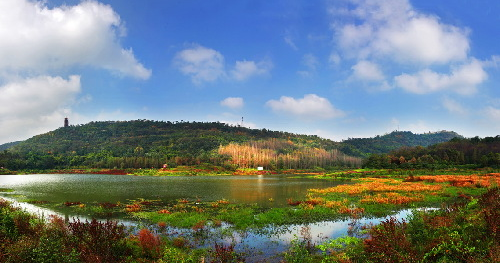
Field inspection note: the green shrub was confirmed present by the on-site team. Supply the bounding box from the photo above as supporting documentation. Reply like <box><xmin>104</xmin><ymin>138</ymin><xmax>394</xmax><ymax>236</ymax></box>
<box><xmin>282</xmin><ymin>235</ymin><xmax>315</xmax><ymax>263</ymax></box>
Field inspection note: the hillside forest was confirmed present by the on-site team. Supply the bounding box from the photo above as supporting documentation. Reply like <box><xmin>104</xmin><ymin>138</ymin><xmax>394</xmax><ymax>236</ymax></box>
<box><xmin>0</xmin><ymin>120</ymin><xmax>360</xmax><ymax>171</ymax></box>
<box><xmin>0</xmin><ymin>120</ymin><xmax>498</xmax><ymax>171</ymax></box>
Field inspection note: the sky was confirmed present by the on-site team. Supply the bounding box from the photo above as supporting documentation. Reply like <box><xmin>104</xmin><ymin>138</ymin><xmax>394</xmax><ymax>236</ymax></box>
<box><xmin>1</xmin><ymin>0</ymin><xmax>500</xmax><ymax>145</ymax></box>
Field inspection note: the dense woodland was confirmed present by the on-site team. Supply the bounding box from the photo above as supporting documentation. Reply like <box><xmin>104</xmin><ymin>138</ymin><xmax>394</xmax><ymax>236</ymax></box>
<box><xmin>340</xmin><ymin>130</ymin><xmax>460</xmax><ymax>157</ymax></box>
<box><xmin>0</xmin><ymin>119</ymin><xmax>496</xmax><ymax>171</ymax></box>
<box><xmin>365</xmin><ymin>136</ymin><xmax>500</xmax><ymax>168</ymax></box>
<box><xmin>0</xmin><ymin>120</ymin><xmax>360</xmax><ymax>170</ymax></box>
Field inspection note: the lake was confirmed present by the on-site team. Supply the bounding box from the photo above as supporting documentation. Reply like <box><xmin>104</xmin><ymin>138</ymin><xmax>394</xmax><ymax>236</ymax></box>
<box><xmin>0</xmin><ymin>173</ymin><xmax>412</xmax><ymax>262</ymax></box>
<box><xmin>0</xmin><ymin>173</ymin><xmax>344</xmax><ymax>208</ymax></box>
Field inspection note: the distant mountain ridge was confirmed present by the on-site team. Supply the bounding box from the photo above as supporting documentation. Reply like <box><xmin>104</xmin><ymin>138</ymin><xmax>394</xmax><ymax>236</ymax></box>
<box><xmin>0</xmin><ymin>141</ymin><xmax>21</xmax><ymax>151</ymax></box>
<box><xmin>339</xmin><ymin>130</ymin><xmax>462</xmax><ymax>158</ymax></box>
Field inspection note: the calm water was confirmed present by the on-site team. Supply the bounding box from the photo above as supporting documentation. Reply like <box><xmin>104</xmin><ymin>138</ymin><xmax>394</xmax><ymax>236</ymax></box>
<box><xmin>0</xmin><ymin>173</ymin><xmax>344</xmax><ymax>208</ymax></box>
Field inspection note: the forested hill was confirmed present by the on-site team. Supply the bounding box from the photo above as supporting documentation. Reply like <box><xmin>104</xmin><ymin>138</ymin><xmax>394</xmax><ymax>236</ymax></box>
<box><xmin>8</xmin><ymin>120</ymin><xmax>340</xmax><ymax>156</ymax></box>
<box><xmin>1</xmin><ymin>120</ymin><xmax>464</xmax><ymax>170</ymax></box>
<box><xmin>339</xmin><ymin>130</ymin><xmax>462</xmax><ymax>158</ymax></box>
<box><xmin>2</xmin><ymin>120</ymin><xmax>362</xmax><ymax>170</ymax></box>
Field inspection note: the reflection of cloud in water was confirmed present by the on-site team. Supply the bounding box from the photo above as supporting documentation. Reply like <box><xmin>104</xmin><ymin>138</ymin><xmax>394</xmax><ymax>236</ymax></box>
<box><xmin>260</xmin><ymin>209</ymin><xmax>417</xmax><ymax>246</ymax></box>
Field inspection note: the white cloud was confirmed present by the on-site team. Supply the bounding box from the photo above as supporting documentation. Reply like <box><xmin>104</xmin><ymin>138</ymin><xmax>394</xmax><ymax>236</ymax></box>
<box><xmin>335</xmin><ymin>0</ymin><xmax>469</xmax><ymax>64</ymax></box>
<box><xmin>266</xmin><ymin>94</ymin><xmax>345</xmax><ymax>120</ymax></box>
<box><xmin>331</xmin><ymin>0</ymin><xmax>488</xmax><ymax>95</ymax></box>
<box><xmin>394</xmin><ymin>59</ymin><xmax>487</xmax><ymax>95</ymax></box>
<box><xmin>220</xmin><ymin>97</ymin><xmax>244</xmax><ymax>110</ymax></box>
<box><xmin>351</xmin><ymin>60</ymin><xmax>384</xmax><ymax>81</ymax></box>
<box><xmin>174</xmin><ymin>45</ymin><xmax>226</xmax><ymax>85</ymax></box>
<box><xmin>0</xmin><ymin>0</ymin><xmax>151</xmax><ymax>79</ymax></box>
<box><xmin>175</xmin><ymin>44</ymin><xmax>272</xmax><ymax>84</ymax></box>
<box><xmin>442</xmin><ymin>97</ymin><xmax>468</xmax><ymax>115</ymax></box>
<box><xmin>0</xmin><ymin>75</ymin><xmax>81</xmax><ymax>117</ymax></box>
<box><xmin>231</xmin><ymin>60</ymin><xmax>272</xmax><ymax>81</ymax></box>
<box><xmin>0</xmin><ymin>75</ymin><xmax>81</xmax><ymax>143</ymax></box>
<box><xmin>0</xmin><ymin>0</ymin><xmax>152</xmax><ymax>144</ymax></box>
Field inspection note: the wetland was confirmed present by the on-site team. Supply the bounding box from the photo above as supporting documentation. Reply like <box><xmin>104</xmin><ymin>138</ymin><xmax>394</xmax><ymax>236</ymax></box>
<box><xmin>1</xmin><ymin>168</ymin><xmax>499</xmax><ymax>262</ymax></box>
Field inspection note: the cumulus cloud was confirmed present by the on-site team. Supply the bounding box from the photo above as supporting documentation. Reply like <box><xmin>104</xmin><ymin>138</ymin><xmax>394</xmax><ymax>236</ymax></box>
<box><xmin>394</xmin><ymin>59</ymin><xmax>487</xmax><ymax>95</ymax></box>
<box><xmin>231</xmin><ymin>60</ymin><xmax>272</xmax><ymax>81</ymax></box>
<box><xmin>335</xmin><ymin>0</ymin><xmax>469</xmax><ymax>64</ymax></box>
<box><xmin>351</xmin><ymin>60</ymin><xmax>385</xmax><ymax>81</ymax></box>
<box><xmin>175</xmin><ymin>44</ymin><xmax>272</xmax><ymax>84</ymax></box>
<box><xmin>331</xmin><ymin>0</ymin><xmax>487</xmax><ymax>95</ymax></box>
<box><xmin>0</xmin><ymin>0</ymin><xmax>151</xmax><ymax>79</ymax></box>
<box><xmin>174</xmin><ymin>45</ymin><xmax>226</xmax><ymax>85</ymax></box>
<box><xmin>0</xmin><ymin>0</ymin><xmax>151</xmax><ymax>143</ymax></box>
<box><xmin>0</xmin><ymin>75</ymin><xmax>81</xmax><ymax>143</ymax></box>
<box><xmin>266</xmin><ymin>94</ymin><xmax>345</xmax><ymax>120</ymax></box>
<box><xmin>220</xmin><ymin>97</ymin><xmax>244</xmax><ymax>110</ymax></box>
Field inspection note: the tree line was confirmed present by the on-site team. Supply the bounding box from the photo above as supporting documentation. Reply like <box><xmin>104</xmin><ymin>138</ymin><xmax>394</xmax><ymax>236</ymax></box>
<box><xmin>364</xmin><ymin>136</ymin><xmax>500</xmax><ymax>168</ymax></box>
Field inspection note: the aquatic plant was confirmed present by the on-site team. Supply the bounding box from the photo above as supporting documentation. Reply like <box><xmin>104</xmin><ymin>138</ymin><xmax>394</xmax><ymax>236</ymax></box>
<box><xmin>282</xmin><ymin>235</ymin><xmax>315</xmax><ymax>263</ymax></box>
<box><xmin>212</xmin><ymin>242</ymin><xmax>245</xmax><ymax>263</ymax></box>
<box><xmin>316</xmin><ymin>235</ymin><xmax>364</xmax><ymax>262</ymax></box>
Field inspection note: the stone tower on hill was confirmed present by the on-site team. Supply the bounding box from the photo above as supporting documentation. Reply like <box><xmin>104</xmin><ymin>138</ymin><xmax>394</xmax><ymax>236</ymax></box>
<box><xmin>64</xmin><ymin>117</ymin><xmax>69</xmax><ymax>127</ymax></box>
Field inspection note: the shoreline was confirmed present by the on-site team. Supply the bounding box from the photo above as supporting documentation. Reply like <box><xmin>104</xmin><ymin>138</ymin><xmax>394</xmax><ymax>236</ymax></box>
<box><xmin>3</xmin><ymin>166</ymin><xmax>332</xmax><ymax>176</ymax></box>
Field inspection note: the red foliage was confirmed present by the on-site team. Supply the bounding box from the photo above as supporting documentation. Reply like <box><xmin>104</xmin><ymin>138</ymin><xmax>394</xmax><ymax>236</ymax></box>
<box><xmin>137</xmin><ymin>228</ymin><xmax>163</xmax><ymax>258</ymax></box>
<box><xmin>192</xmin><ymin>220</ymin><xmax>206</xmax><ymax>232</ymax></box>
<box><xmin>98</xmin><ymin>202</ymin><xmax>118</xmax><ymax>209</ymax></box>
<box><xmin>64</xmin><ymin>201</ymin><xmax>82</xmax><ymax>206</ymax></box>
<box><xmin>67</xmin><ymin>219</ymin><xmax>128</xmax><ymax>262</ymax></box>
<box><xmin>287</xmin><ymin>198</ymin><xmax>302</xmax><ymax>206</ymax></box>
<box><xmin>479</xmin><ymin>188</ymin><xmax>500</xmax><ymax>242</ymax></box>
<box><xmin>364</xmin><ymin>217</ymin><xmax>419</xmax><ymax>263</ymax></box>
<box><xmin>213</xmin><ymin>243</ymin><xmax>243</xmax><ymax>263</ymax></box>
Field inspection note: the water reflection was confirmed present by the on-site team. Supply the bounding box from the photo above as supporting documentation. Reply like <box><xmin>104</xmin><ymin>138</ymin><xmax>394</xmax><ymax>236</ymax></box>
<box><xmin>0</xmin><ymin>174</ymin><xmax>342</xmax><ymax>207</ymax></box>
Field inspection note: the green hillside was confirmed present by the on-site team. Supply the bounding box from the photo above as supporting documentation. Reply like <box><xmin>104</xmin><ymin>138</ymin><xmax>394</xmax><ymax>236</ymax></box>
<box><xmin>0</xmin><ymin>120</ymin><xmax>466</xmax><ymax>171</ymax></box>
<box><xmin>1</xmin><ymin>120</ymin><xmax>360</xmax><ymax>170</ymax></box>
<box><xmin>8</xmin><ymin>120</ymin><xmax>341</xmax><ymax>155</ymax></box>
<box><xmin>339</xmin><ymin>130</ymin><xmax>462</xmax><ymax>158</ymax></box>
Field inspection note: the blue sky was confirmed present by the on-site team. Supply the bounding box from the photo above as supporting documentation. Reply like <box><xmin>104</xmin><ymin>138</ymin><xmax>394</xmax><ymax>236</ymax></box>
<box><xmin>1</xmin><ymin>0</ymin><xmax>500</xmax><ymax>144</ymax></box>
